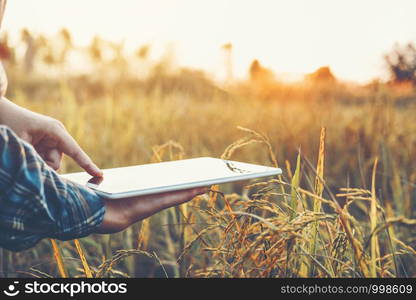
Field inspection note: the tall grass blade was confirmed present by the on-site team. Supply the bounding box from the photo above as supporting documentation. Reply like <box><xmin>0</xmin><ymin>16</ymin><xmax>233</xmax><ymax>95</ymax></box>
<box><xmin>74</xmin><ymin>239</ymin><xmax>93</xmax><ymax>278</ymax></box>
<box><xmin>137</xmin><ymin>219</ymin><xmax>150</xmax><ymax>250</ymax></box>
<box><xmin>300</xmin><ymin>128</ymin><xmax>326</xmax><ymax>277</ymax></box>
<box><xmin>290</xmin><ymin>151</ymin><xmax>301</xmax><ymax>220</ymax></box>
<box><xmin>50</xmin><ymin>239</ymin><xmax>68</xmax><ymax>278</ymax></box>
<box><xmin>370</xmin><ymin>157</ymin><xmax>380</xmax><ymax>277</ymax></box>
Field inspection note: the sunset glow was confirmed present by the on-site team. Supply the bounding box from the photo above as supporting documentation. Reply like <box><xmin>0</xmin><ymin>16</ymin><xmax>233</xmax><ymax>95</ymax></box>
<box><xmin>3</xmin><ymin>0</ymin><xmax>416</xmax><ymax>82</ymax></box>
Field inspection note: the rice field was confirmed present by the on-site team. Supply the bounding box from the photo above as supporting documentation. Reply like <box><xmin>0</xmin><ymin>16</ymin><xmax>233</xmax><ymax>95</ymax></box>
<box><xmin>1</xmin><ymin>41</ymin><xmax>416</xmax><ymax>278</ymax></box>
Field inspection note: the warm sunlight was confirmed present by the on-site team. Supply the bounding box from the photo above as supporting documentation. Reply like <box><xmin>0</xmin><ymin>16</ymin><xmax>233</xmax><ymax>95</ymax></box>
<box><xmin>3</xmin><ymin>0</ymin><xmax>416</xmax><ymax>82</ymax></box>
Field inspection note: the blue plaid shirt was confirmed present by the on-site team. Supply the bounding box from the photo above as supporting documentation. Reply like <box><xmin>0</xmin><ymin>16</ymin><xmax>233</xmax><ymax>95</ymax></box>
<box><xmin>0</xmin><ymin>125</ymin><xmax>105</xmax><ymax>251</ymax></box>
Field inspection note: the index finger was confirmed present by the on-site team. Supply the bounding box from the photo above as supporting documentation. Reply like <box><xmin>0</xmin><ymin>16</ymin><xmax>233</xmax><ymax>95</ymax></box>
<box><xmin>55</xmin><ymin>126</ymin><xmax>103</xmax><ymax>177</ymax></box>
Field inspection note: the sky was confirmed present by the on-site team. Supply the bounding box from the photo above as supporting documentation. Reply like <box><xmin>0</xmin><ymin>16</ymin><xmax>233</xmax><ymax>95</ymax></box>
<box><xmin>2</xmin><ymin>0</ymin><xmax>416</xmax><ymax>82</ymax></box>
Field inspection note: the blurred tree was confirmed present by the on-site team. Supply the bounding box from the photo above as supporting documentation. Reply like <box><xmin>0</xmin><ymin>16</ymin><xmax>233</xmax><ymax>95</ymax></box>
<box><xmin>221</xmin><ymin>43</ymin><xmax>233</xmax><ymax>82</ymax></box>
<box><xmin>249</xmin><ymin>59</ymin><xmax>275</xmax><ymax>84</ymax></box>
<box><xmin>304</xmin><ymin>66</ymin><xmax>337</xmax><ymax>103</ymax></box>
<box><xmin>58</xmin><ymin>28</ymin><xmax>73</xmax><ymax>65</ymax></box>
<box><xmin>385</xmin><ymin>43</ymin><xmax>416</xmax><ymax>85</ymax></box>
<box><xmin>305</xmin><ymin>66</ymin><xmax>336</xmax><ymax>84</ymax></box>
<box><xmin>21</xmin><ymin>29</ymin><xmax>38</xmax><ymax>73</ymax></box>
<box><xmin>109</xmin><ymin>41</ymin><xmax>126</xmax><ymax>66</ymax></box>
<box><xmin>136</xmin><ymin>44</ymin><xmax>150</xmax><ymax>60</ymax></box>
<box><xmin>88</xmin><ymin>36</ymin><xmax>103</xmax><ymax>64</ymax></box>
<box><xmin>135</xmin><ymin>45</ymin><xmax>151</xmax><ymax>79</ymax></box>
<box><xmin>107</xmin><ymin>40</ymin><xmax>128</xmax><ymax>80</ymax></box>
<box><xmin>248</xmin><ymin>59</ymin><xmax>278</xmax><ymax>100</ymax></box>
<box><xmin>0</xmin><ymin>33</ymin><xmax>15</xmax><ymax>64</ymax></box>
<box><xmin>37</xmin><ymin>34</ymin><xmax>57</xmax><ymax>67</ymax></box>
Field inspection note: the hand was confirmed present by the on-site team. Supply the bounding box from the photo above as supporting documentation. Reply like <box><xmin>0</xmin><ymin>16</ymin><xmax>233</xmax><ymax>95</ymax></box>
<box><xmin>0</xmin><ymin>97</ymin><xmax>102</xmax><ymax>176</ymax></box>
<box><xmin>96</xmin><ymin>187</ymin><xmax>208</xmax><ymax>233</ymax></box>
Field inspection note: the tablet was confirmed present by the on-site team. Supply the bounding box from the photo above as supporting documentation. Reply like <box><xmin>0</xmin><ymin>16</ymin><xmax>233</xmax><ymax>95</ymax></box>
<box><xmin>61</xmin><ymin>157</ymin><xmax>282</xmax><ymax>199</ymax></box>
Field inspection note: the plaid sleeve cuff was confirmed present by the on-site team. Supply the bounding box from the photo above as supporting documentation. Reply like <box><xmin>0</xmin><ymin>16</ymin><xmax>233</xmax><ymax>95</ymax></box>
<box><xmin>49</xmin><ymin>180</ymin><xmax>106</xmax><ymax>241</ymax></box>
<box><xmin>0</xmin><ymin>182</ymin><xmax>105</xmax><ymax>251</ymax></box>
<box><xmin>0</xmin><ymin>125</ymin><xmax>106</xmax><ymax>251</ymax></box>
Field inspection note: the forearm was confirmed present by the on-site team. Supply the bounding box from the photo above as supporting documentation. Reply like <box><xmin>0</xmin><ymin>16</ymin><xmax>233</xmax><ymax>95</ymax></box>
<box><xmin>0</xmin><ymin>97</ymin><xmax>45</xmax><ymax>138</ymax></box>
<box><xmin>0</xmin><ymin>96</ymin><xmax>12</xmax><ymax>123</ymax></box>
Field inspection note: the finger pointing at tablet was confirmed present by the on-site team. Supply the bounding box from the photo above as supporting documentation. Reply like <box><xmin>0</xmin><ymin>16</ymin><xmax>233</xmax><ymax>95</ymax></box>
<box><xmin>0</xmin><ymin>98</ymin><xmax>103</xmax><ymax>177</ymax></box>
<box><xmin>96</xmin><ymin>187</ymin><xmax>208</xmax><ymax>234</ymax></box>
<box><xmin>52</xmin><ymin>123</ymin><xmax>103</xmax><ymax>177</ymax></box>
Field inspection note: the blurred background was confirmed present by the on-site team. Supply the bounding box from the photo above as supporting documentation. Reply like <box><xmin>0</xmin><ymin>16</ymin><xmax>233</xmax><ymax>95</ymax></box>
<box><xmin>1</xmin><ymin>0</ymin><xmax>416</xmax><ymax>278</ymax></box>
<box><xmin>3</xmin><ymin>0</ymin><xmax>416</xmax><ymax>82</ymax></box>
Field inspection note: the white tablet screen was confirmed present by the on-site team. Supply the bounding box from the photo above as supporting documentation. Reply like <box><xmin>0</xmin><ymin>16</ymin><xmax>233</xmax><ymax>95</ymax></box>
<box><xmin>61</xmin><ymin>157</ymin><xmax>281</xmax><ymax>198</ymax></box>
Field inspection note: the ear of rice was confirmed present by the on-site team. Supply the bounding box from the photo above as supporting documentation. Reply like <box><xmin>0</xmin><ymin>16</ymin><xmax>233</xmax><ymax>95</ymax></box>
<box><xmin>314</xmin><ymin>127</ymin><xmax>326</xmax><ymax>206</ymax></box>
<box><xmin>337</xmin><ymin>208</ymin><xmax>370</xmax><ymax>277</ymax></box>
<box><xmin>311</xmin><ymin>127</ymin><xmax>326</xmax><ymax>274</ymax></box>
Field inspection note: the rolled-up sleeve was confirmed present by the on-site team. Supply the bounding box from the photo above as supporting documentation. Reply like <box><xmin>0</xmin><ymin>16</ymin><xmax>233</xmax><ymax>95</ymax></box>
<box><xmin>0</xmin><ymin>125</ymin><xmax>105</xmax><ymax>251</ymax></box>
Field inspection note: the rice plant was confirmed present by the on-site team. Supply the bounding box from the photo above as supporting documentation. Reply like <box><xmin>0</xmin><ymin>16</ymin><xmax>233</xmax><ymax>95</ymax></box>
<box><xmin>1</xmin><ymin>31</ymin><xmax>415</xmax><ymax>278</ymax></box>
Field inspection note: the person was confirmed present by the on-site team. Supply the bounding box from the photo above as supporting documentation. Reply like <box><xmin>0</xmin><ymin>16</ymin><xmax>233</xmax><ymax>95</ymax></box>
<box><xmin>0</xmin><ymin>0</ymin><xmax>206</xmax><ymax>251</ymax></box>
